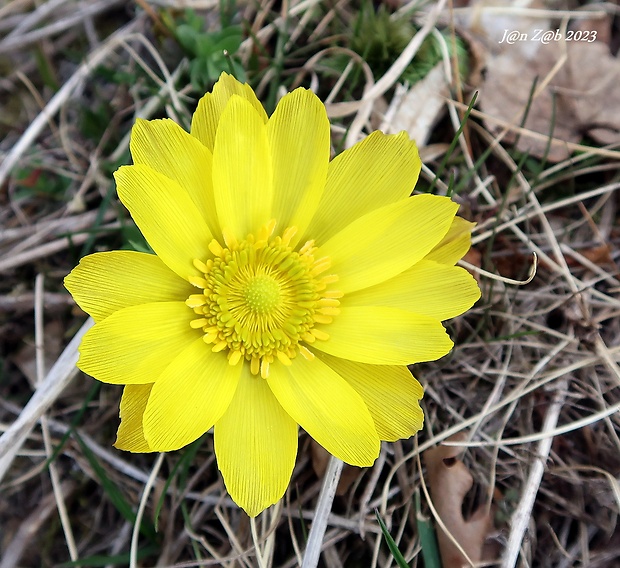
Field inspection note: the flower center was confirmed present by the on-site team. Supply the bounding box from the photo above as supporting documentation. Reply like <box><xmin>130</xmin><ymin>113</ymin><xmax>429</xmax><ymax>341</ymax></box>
<box><xmin>185</xmin><ymin>221</ymin><xmax>342</xmax><ymax>378</ymax></box>
<box><xmin>243</xmin><ymin>276</ymin><xmax>281</xmax><ymax>314</ymax></box>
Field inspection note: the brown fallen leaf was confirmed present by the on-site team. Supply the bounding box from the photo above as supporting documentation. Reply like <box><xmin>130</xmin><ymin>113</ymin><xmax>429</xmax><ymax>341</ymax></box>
<box><xmin>479</xmin><ymin>39</ymin><xmax>620</xmax><ymax>161</ymax></box>
<box><xmin>424</xmin><ymin>434</ymin><xmax>496</xmax><ymax>567</ymax></box>
<box><xmin>454</xmin><ymin>1</ymin><xmax>617</xmax><ymax>161</ymax></box>
<box><xmin>311</xmin><ymin>441</ymin><xmax>361</xmax><ymax>496</ymax></box>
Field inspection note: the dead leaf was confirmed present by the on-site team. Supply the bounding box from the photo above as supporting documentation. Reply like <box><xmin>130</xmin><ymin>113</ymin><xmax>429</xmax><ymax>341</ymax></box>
<box><xmin>454</xmin><ymin>1</ymin><xmax>619</xmax><ymax>161</ymax></box>
<box><xmin>461</xmin><ymin>246</ymin><xmax>482</xmax><ymax>284</ymax></box>
<box><xmin>454</xmin><ymin>0</ymin><xmax>550</xmax><ymax>59</ymax></box>
<box><xmin>424</xmin><ymin>434</ymin><xmax>496</xmax><ymax>567</ymax></box>
<box><xmin>311</xmin><ymin>441</ymin><xmax>360</xmax><ymax>496</ymax></box>
<box><xmin>574</xmin><ymin>13</ymin><xmax>612</xmax><ymax>47</ymax></box>
<box><xmin>480</xmin><ymin>38</ymin><xmax>620</xmax><ymax>160</ymax></box>
<box><xmin>479</xmin><ymin>43</ymin><xmax>577</xmax><ymax>162</ymax></box>
<box><xmin>383</xmin><ymin>63</ymin><xmax>451</xmax><ymax>147</ymax></box>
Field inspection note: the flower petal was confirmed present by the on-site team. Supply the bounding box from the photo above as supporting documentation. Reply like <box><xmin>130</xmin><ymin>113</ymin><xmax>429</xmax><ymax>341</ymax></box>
<box><xmin>78</xmin><ymin>302</ymin><xmax>197</xmax><ymax>384</ymax></box>
<box><xmin>320</xmin><ymin>194</ymin><xmax>458</xmax><ymax>293</ymax></box>
<box><xmin>302</xmin><ymin>131</ymin><xmax>421</xmax><ymax>244</ymax></box>
<box><xmin>344</xmin><ymin>260</ymin><xmax>481</xmax><ymax>320</ymax></box>
<box><xmin>114</xmin><ymin>384</ymin><xmax>153</xmax><ymax>452</ymax></box>
<box><xmin>424</xmin><ymin>216</ymin><xmax>475</xmax><ymax>265</ymax></box>
<box><xmin>143</xmin><ymin>338</ymin><xmax>242</xmax><ymax>452</ymax></box>
<box><xmin>114</xmin><ymin>164</ymin><xmax>213</xmax><ymax>281</ymax></box>
<box><xmin>214</xmin><ymin>366</ymin><xmax>297</xmax><ymax>517</ymax></box>
<box><xmin>267</xmin><ymin>88</ymin><xmax>330</xmax><ymax>244</ymax></box>
<box><xmin>267</xmin><ymin>356</ymin><xmax>379</xmax><ymax>466</ymax></box>
<box><xmin>64</xmin><ymin>251</ymin><xmax>193</xmax><ymax>323</ymax></box>
<box><xmin>316</xmin><ymin>353</ymin><xmax>424</xmax><ymax>442</ymax></box>
<box><xmin>130</xmin><ymin>118</ymin><xmax>220</xmax><ymax>235</ymax></box>
<box><xmin>311</xmin><ymin>306</ymin><xmax>453</xmax><ymax>365</ymax></box>
<box><xmin>212</xmin><ymin>95</ymin><xmax>272</xmax><ymax>239</ymax></box>
<box><xmin>191</xmin><ymin>72</ymin><xmax>268</xmax><ymax>152</ymax></box>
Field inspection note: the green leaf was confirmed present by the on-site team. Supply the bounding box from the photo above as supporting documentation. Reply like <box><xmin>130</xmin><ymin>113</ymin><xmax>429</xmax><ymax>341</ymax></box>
<box><xmin>415</xmin><ymin>491</ymin><xmax>442</xmax><ymax>568</ymax></box>
<box><xmin>374</xmin><ymin>509</ymin><xmax>410</xmax><ymax>568</ymax></box>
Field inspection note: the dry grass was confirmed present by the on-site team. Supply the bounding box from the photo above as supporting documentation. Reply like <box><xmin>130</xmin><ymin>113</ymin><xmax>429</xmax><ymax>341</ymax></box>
<box><xmin>1</xmin><ymin>1</ymin><xmax>620</xmax><ymax>567</ymax></box>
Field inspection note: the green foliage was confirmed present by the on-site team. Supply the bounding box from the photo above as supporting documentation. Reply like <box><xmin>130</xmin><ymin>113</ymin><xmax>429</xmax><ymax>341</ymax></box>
<box><xmin>170</xmin><ymin>9</ymin><xmax>245</xmax><ymax>90</ymax></box>
<box><xmin>415</xmin><ymin>491</ymin><xmax>442</xmax><ymax>568</ymax></box>
<box><xmin>13</xmin><ymin>166</ymin><xmax>73</xmax><ymax>201</ymax></box>
<box><xmin>375</xmin><ymin>509</ymin><xmax>410</xmax><ymax>567</ymax></box>
<box><xmin>348</xmin><ymin>2</ymin><xmax>469</xmax><ymax>85</ymax></box>
<box><xmin>74</xmin><ymin>431</ymin><xmax>158</xmax><ymax>542</ymax></box>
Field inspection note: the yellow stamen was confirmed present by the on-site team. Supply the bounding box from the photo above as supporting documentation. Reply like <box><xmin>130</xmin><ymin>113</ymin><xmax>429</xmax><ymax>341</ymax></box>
<box><xmin>208</xmin><ymin>239</ymin><xmax>224</xmax><ymax>257</ymax></box>
<box><xmin>298</xmin><ymin>345</ymin><xmax>315</xmax><ymax>361</ymax></box>
<box><xmin>322</xmin><ymin>289</ymin><xmax>344</xmax><ymax>299</ymax></box>
<box><xmin>281</xmin><ymin>226</ymin><xmax>297</xmax><ymax>246</ymax></box>
<box><xmin>222</xmin><ymin>229</ymin><xmax>238</xmax><ymax>250</ymax></box>
<box><xmin>318</xmin><ymin>307</ymin><xmax>340</xmax><ymax>316</ymax></box>
<box><xmin>228</xmin><ymin>350</ymin><xmax>243</xmax><ymax>366</ymax></box>
<box><xmin>186</xmin><ymin>295</ymin><xmax>206</xmax><ymax>308</ymax></box>
<box><xmin>277</xmin><ymin>351</ymin><xmax>292</xmax><ymax>366</ymax></box>
<box><xmin>190</xmin><ymin>318</ymin><xmax>208</xmax><ymax>329</ymax></box>
<box><xmin>189</xmin><ymin>276</ymin><xmax>209</xmax><ymax>288</ymax></box>
<box><xmin>186</xmin><ymin>222</ymin><xmax>341</xmax><ymax>374</ymax></box>
<box><xmin>193</xmin><ymin>258</ymin><xmax>209</xmax><ymax>273</ymax></box>
<box><xmin>260</xmin><ymin>359</ymin><xmax>270</xmax><ymax>379</ymax></box>
<box><xmin>317</xmin><ymin>298</ymin><xmax>340</xmax><ymax>308</ymax></box>
<box><xmin>311</xmin><ymin>328</ymin><xmax>330</xmax><ymax>341</ymax></box>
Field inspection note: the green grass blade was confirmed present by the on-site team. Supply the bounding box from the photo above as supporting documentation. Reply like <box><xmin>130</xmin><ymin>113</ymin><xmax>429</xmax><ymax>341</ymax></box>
<box><xmin>428</xmin><ymin>91</ymin><xmax>478</xmax><ymax>195</ymax></box>
<box><xmin>415</xmin><ymin>491</ymin><xmax>442</xmax><ymax>568</ymax></box>
<box><xmin>374</xmin><ymin>509</ymin><xmax>410</xmax><ymax>568</ymax></box>
<box><xmin>73</xmin><ymin>431</ymin><xmax>157</xmax><ymax>542</ymax></box>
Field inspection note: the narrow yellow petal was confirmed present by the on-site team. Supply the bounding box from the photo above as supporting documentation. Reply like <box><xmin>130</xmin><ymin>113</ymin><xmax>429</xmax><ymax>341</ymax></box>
<box><xmin>64</xmin><ymin>251</ymin><xmax>193</xmax><ymax>323</ymax></box>
<box><xmin>268</xmin><ymin>88</ymin><xmax>329</xmax><ymax>244</ymax></box>
<box><xmin>268</xmin><ymin>356</ymin><xmax>380</xmax><ymax>467</ymax></box>
<box><xmin>215</xmin><ymin>366</ymin><xmax>298</xmax><ymax>517</ymax></box>
<box><xmin>320</xmin><ymin>194</ymin><xmax>458</xmax><ymax>293</ymax></box>
<box><xmin>316</xmin><ymin>353</ymin><xmax>424</xmax><ymax>442</ymax></box>
<box><xmin>78</xmin><ymin>302</ymin><xmax>198</xmax><ymax>385</ymax></box>
<box><xmin>424</xmin><ymin>216</ymin><xmax>475</xmax><ymax>265</ymax></box>
<box><xmin>114</xmin><ymin>384</ymin><xmax>153</xmax><ymax>453</ymax></box>
<box><xmin>303</xmin><ymin>131</ymin><xmax>421</xmax><ymax>244</ymax></box>
<box><xmin>130</xmin><ymin>118</ymin><xmax>220</xmax><ymax>235</ymax></box>
<box><xmin>114</xmin><ymin>164</ymin><xmax>213</xmax><ymax>281</ymax></box>
<box><xmin>344</xmin><ymin>260</ymin><xmax>480</xmax><ymax>320</ymax></box>
<box><xmin>143</xmin><ymin>338</ymin><xmax>242</xmax><ymax>452</ymax></box>
<box><xmin>212</xmin><ymin>95</ymin><xmax>272</xmax><ymax>239</ymax></box>
<box><xmin>311</xmin><ymin>306</ymin><xmax>453</xmax><ymax>365</ymax></box>
<box><xmin>191</xmin><ymin>72</ymin><xmax>268</xmax><ymax>152</ymax></box>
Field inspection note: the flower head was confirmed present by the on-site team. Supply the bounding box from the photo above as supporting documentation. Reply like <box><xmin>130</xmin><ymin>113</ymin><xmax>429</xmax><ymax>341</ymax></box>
<box><xmin>64</xmin><ymin>73</ymin><xmax>480</xmax><ymax>516</ymax></box>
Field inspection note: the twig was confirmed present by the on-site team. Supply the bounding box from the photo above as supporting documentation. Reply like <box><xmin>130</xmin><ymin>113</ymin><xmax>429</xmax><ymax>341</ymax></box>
<box><xmin>301</xmin><ymin>455</ymin><xmax>344</xmax><ymax>568</ymax></box>
<box><xmin>0</xmin><ymin>19</ymin><xmax>140</xmax><ymax>190</ymax></box>
<box><xmin>0</xmin><ymin>0</ymin><xmax>126</xmax><ymax>54</ymax></box>
<box><xmin>34</xmin><ymin>274</ymin><xmax>78</xmax><ymax>561</ymax></box>
<box><xmin>501</xmin><ymin>378</ymin><xmax>570</xmax><ymax>568</ymax></box>
<box><xmin>0</xmin><ymin>317</ymin><xmax>93</xmax><ymax>483</ymax></box>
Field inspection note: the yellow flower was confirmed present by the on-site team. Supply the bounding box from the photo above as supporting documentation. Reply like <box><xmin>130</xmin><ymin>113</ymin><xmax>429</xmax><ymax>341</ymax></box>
<box><xmin>64</xmin><ymin>73</ymin><xmax>480</xmax><ymax>516</ymax></box>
